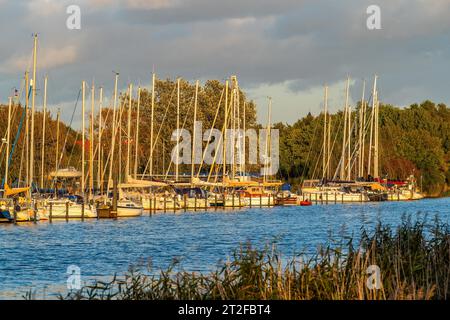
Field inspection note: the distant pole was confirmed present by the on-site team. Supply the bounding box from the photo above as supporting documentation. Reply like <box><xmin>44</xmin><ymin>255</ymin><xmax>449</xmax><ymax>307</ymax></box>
<box><xmin>40</xmin><ymin>76</ymin><xmax>47</xmax><ymax>190</ymax></box>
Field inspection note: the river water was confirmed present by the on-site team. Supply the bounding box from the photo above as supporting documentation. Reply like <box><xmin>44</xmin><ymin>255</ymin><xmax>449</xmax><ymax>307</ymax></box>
<box><xmin>0</xmin><ymin>198</ymin><xmax>449</xmax><ymax>299</ymax></box>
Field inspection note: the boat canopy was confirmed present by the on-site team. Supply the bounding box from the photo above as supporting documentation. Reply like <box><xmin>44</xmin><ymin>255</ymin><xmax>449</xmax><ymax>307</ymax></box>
<box><xmin>49</xmin><ymin>167</ymin><xmax>81</xmax><ymax>178</ymax></box>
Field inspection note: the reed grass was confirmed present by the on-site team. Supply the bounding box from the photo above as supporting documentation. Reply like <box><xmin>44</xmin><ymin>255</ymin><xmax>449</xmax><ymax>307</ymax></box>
<box><xmin>61</xmin><ymin>215</ymin><xmax>450</xmax><ymax>300</ymax></box>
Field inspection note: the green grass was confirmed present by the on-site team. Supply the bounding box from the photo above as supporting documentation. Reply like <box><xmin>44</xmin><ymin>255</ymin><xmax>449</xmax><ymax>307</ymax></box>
<box><xmin>60</xmin><ymin>216</ymin><xmax>450</xmax><ymax>300</ymax></box>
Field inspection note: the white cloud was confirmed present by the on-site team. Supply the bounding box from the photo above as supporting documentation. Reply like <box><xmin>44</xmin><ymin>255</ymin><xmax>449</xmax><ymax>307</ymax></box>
<box><xmin>0</xmin><ymin>45</ymin><xmax>78</xmax><ymax>74</ymax></box>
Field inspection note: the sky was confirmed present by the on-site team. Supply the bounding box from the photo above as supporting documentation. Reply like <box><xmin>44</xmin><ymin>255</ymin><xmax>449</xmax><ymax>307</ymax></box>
<box><xmin>0</xmin><ymin>0</ymin><xmax>449</xmax><ymax>126</ymax></box>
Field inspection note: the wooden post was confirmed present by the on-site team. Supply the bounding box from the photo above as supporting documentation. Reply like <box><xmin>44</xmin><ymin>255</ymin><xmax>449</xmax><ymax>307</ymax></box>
<box><xmin>33</xmin><ymin>201</ymin><xmax>37</xmax><ymax>223</ymax></box>
<box><xmin>13</xmin><ymin>204</ymin><xmax>17</xmax><ymax>225</ymax></box>
<box><xmin>341</xmin><ymin>194</ymin><xmax>344</xmax><ymax>203</ymax></box>
<box><xmin>81</xmin><ymin>202</ymin><xmax>85</xmax><ymax>221</ymax></box>
<box><xmin>194</xmin><ymin>195</ymin><xmax>197</xmax><ymax>211</ymax></box>
<box><xmin>173</xmin><ymin>195</ymin><xmax>177</xmax><ymax>212</ymax></box>
<box><xmin>65</xmin><ymin>201</ymin><xmax>69</xmax><ymax>222</ymax></box>
<box><xmin>238</xmin><ymin>192</ymin><xmax>241</xmax><ymax>207</ymax></box>
<box><xmin>214</xmin><ymin>194</ymin><xmax>218</xmax><ymax>210</ymax></box>
<box><xmin>325</xmin><ymin>192</ymin><xmax>328</xmax><ymax>205</ymax></box>
<box><xmin>334</xmin><ymin>193</ymin><xmax>337</xmax><ymax>204</ymax></box>
<box><xmin>49</xmin><ymin>202</ymin><xmax>53</xmax><ymax>223</ymax></box>
<box><xmin>259</xmin><ymin>193</ymin><xmax>262</xmax><ymax>208</ymax></box>
<box><xmin>184</xmin><ymin>194</ymin><xmax>187</xmax><ymax>212</ymax></box>
<box><xmin>397</xmin><ymin>191</ymin><xmax>400</xmax><ymax>201</ymax></box>
<box><xmin>204</xmin><ymin>195</ymin><xmax>208</xmax><ymax>211</ymax></box>
<box><xmin>223</xmin><ymin>191</ymin><xmax>226</xmax><ymax>208</ymax></box>
<box><xmin>268</xmin><ymin>193</ymin><xmax>271</xmax><ymax>207</ymax></box>
<box><xmin>232</xmin><ymin>193</ymin><xmax>235</xmax><ymax>208</ymax></box>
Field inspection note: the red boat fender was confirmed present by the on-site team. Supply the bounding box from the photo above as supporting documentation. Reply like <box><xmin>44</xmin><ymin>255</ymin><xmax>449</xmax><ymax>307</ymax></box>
<box><xmin>300</xmin><ymin>200</ymin><xmax>312</xmax><ymax>206</ymax></box>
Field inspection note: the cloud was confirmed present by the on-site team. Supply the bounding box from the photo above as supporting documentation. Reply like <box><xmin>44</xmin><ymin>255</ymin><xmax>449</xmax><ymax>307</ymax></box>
<box><xmin>0</xmin><ymin>0</ymin><xmax>449</xmax><ymax>124</ymax></box>
<box><xmin>0</xmin><ymin>45</ymin><xmax>78</xmax><ymax>74</ymax></box>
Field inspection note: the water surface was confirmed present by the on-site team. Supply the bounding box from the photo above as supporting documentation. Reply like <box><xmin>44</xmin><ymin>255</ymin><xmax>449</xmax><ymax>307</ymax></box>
<box><xmin>0</xmin><ymin>198</ymin><xmax>448</xmax><ymax>299</ymax></box>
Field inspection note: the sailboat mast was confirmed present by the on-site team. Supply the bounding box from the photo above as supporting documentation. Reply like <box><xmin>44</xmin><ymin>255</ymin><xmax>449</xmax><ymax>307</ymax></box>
<box><xmin>340</xmin><ymin>78</ymin><xmax>349</xmax><ymax>180</ymax></box>
<box><xmin>191</xmin><ymin>80</ymin><xmax>199</xmax><ymax>181</ymax></box>
<box><xmin>89</xmin><ymin>83</ymin><xmax>95</xmax><ymax>199</ymax></box>
<box><xmin>223</xmin><ymin>80</ymin><xmax>229</xmax><ymax>179</ymax></box>
<box><xmin>126</xmin><ymin>83</ymin><xmax>132</xmax><ymax>181</ymax></box>
<box><xmin>97</xmin><ymin>87</ymin><xmax>103</xmax><ymax>191</ymax></box>
<box><xmin>150</xmin><ymin>73</ymin><xmax>155</xmax><ymax>177</ymax></box>
<box><xmin>176</xmin><ymin>79</ymin><xmax>180</xmax><ymax>181</ymax></box>
<box><xmin>374</xmin><ymin>89</ymin><xmax>379</xmax><ymax>179</ymax></box>
<box><xmin>40</xmin><ymin>76</ymin><xmax>47</xmax><ymax>189</ymax></box>
<box><xmin>81</xmin><ymin>81</ymin><xmax>86</xmax><ymax>199</ymax></box>
<box><xmin>358</xmin><ymin>80</ymin><xmax>366</xmax><ymax>178</ymax></box>
<box><xmin>107</xmin><ymin>73</ymin><xmax>119</xmax><ymax>193</ymax></box>
<box><xmin>346</xmin><ymin>77</ymin><xmax>352</xmax><ymax>181</ymax></box>
<box><xmin>5</xmin><ymin>97</ymin><xmax>12</xmax><ymax>185</ymax></box>
<box><xmin>264</xmin><ymin>97</ymin><xmax>272</xmax><ymax>183</ymax></box>
<box><xmin>322</xmin><ymin>85</ymin><xmax>328</xmax><ymax>180</ymax></box>
<box><xmin>55</xmin><ymin>109</ymin><xmax>60</xmax><ymax>174</ymax></box>
<box><xmin>367</xmin><ymin>75</ymin><xmax>377</xmax><ymax>177</ymax></box>
<box><xmin>243</xmin><ymin>101</ymin><xmax>246</xmax><ymax>176</ymax></box>
<box><xmin>25</xmin><ymin>72</ymin><xmax>29</xmax><ymax>187</ymax></box>
<box><xmin>29</xmin><ymin>34</ymin><xmax>38</xmax><ymax>195</ymax></box>
<box><xmin>134</xmin><ymin>86</ymin><xmax>141</xmax><ymax>179</ymax></box>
